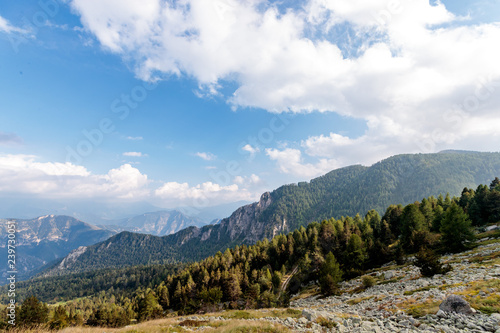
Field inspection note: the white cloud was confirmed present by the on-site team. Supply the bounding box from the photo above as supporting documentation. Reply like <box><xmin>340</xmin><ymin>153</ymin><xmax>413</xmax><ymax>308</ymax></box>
<box><xmin>69</xmin><ymin>0</ymin><xmax>500</xmax><ymax>161</ymax></box>
<box><xmin>195</xmin><ymin>152</ymin><xmax>216</xmax><ymax>161</ymax></box>
<box><xmin>0</xmin><ymin>154</ymin><xmax>149</xmax><ymax>199</ymax></box>
<box><xmin>266</xmin><ymin>148</ymin><xmax>339</xmax><ymax>178</ymax></box>
<box><xmin>241</xmin><ymin>144</ymin><xmax>260</xmax><ymax>155</ymax></box>
<box><xmin>0</xmin><ymin>15</ymin><xmax>29</xmax><ymax>34</ymax></box>
<box><xmin>126</xmin><ymin>136</ymin><xmax>143</xmax><ymax>140</ymax></box>
<box><xmin>123</xmin><ymin>151</ymin><xmax>147</xmax><ymax>157</ymax></box>
<box><xmin>155</xmin><ymin>180</ymin><xmax>257</xmax><ymax>206</ymax></box>
<box><xmin>233</xmin><ymin>174</ymin><xmax>262</xmax><ymax>186</ymax></box>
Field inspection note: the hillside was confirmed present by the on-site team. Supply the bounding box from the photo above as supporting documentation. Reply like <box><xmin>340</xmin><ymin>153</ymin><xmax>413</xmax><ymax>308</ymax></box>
<box><xmin>25</xmin><ymin>240</ymin><xmax>500</xmax><ymax>333</ymax></box>
<box><xmin>42</xmin><ymin>151</ymin><xmax>500</xmax><ymax>276</ymax></box>
<box><xmin>5</xmin><ymin>179</ymin><xmax>500</xmax><ymax>331</ymax></box>
<box><xmin>0</xmin><ymin>215</ymin><xmax>115</xmax><ymax>280</ymax></box>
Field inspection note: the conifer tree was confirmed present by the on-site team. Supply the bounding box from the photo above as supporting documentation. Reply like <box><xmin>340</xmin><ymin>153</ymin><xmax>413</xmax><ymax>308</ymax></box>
<box><xmin>440</xmin><ymin>203</ymin><xmax>475</xmax><ymax>253</ymax></box>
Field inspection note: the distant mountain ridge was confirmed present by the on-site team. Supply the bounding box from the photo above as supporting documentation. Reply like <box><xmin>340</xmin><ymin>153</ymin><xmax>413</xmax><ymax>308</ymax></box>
<box><xmin>0</xmin><ymin>209</ymin><xmax>210</xmax><ymax>281</ymax></box>
<box><xmin>41</xmin><ymin>151</ymin><xmax>500</xmax><ymax>277</ymax></box>
<box><xmin>100</xmin><ymin>210</ymin><xmax>207</xmax><ymax>236</ymax></box>
<box><xmin>0</xmin><ymin>215</ymin><xmax>115</xmax><ymax>280</ymax></box>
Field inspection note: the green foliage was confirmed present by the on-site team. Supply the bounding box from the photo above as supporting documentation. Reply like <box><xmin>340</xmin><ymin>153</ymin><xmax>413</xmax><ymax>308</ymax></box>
<box><xmin>272</xmin><ymin>271</ymin><xmax>282</xmax><ymax>291</ymax></box>
<box><xmin>0</xmin><ymin>263</ymin><xmax>182</xmax><ymax>304</ymax></box>
<box><xmin>7</xmin><ymin>176</ymin><xmax>500</xmax><ymax>327</ymax></box>
<box><xmin>401</xmin><ymin>204</ymin><xmax>428</xmax><ymax>252</ymax></box>
<box><xmin>320</xmin><ymin>252</ymin><xmax>343</xmax><ymax>296</ymax></box>
<box><xmin>49</xmin><ymin>305</ymin><xmax>69</xmax><ymax>330</ymax></box>
<box><xmin>199</xmin><ymin>287</ymin><xmax>223</xmax><ymax>305</ymax></box>
<box><xmin>440</xmin><ymin>203</ymin><xmax>475</xmax><ymax>253</ymax></box>
<box><xmin>18</xmin><ymin>296</ymin><xmax>49</xmax><ymax>327</ymax></box>
<box><xmin>361</xmin><ymin>275</ymin><xmax>376</xmax><ymax>288</ymax></box>
<box><xmin>87</xmin><ymin>303</ymin><xmax>132</xmax><ymax>328</ymax></box>
<box><xmin>30</xmin><ymin>152</ymin><xmax>500</xmax><ymax>278</ymax></box>
<box><xmin>137</xmin><ymin>290</ymin><xmax>162</xmax><ymax>322</ymax></box>
<box><xmin>414</xmin><ymin>247</ymin><xmax>452</xmax><ymax>277</ymax></box>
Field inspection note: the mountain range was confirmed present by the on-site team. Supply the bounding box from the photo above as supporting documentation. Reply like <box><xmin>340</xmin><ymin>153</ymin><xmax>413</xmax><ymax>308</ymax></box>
<box><xmin>0</xmin><ymin>210</ymin><xmax>210</xmax><ymax>280</ymax></box>
<box><xmin>40</xmin><ymin>151</ymin><xmax>500</xmax><ymax>277</ymax></box>
<box><xmin>0</xmin><ymin>215</ymin><xmax>114</xmax><ymax>280</ymax></box>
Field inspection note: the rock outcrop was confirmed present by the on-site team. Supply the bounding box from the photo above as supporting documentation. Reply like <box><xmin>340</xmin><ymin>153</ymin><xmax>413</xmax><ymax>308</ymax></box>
<box><xmin>439</xmin><ymin>295</ymin><xmax>475</xmax><ymax>315</ymax></box>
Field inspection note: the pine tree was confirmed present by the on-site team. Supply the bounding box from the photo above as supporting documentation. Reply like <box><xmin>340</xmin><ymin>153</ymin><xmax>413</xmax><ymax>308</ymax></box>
<box><xmin>18</xmin><ymin>296</ymin><xmax>49</xmax><ymax>327</ymax></box>
<box><xmin>400</xmin><ymin>204</ymin><xmax>427</xmax><ymax>251</ymax></box>
<box><xmin>49</xmin><ymin>306</ymin><xmax>69</xmax><ymax>330</ymax></box>
<box><xmin>157</xmin><ymin>284</ymin><xmax>170</xmax><ymax>310</ymax></box>
<box><xmin>137</xmin><ymin>290</ymin><xmax>162</xmax><ymax>322</ymax></box>
<box><xmin>319</xmin><ymin>252</ymin><xmax>343</xmax><ymax>296</ymax></box>
<box><xmin>440</xmin><ymin>203</ymin><xmax>475</xmax><ymax>253</ymax></box>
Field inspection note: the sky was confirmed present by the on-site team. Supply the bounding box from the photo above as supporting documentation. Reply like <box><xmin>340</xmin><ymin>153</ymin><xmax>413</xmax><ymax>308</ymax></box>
<box><xmin>0</xmin><ymin>0</ymin><xmax>499</xmax><ymax>219</ymax></box>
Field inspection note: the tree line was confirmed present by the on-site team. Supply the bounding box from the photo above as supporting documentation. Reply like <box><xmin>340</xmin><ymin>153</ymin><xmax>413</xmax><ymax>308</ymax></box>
<box><xmin>3</xmin><ymin>179</ymin><xmax>499</xmax><ymax>329</ymax></box>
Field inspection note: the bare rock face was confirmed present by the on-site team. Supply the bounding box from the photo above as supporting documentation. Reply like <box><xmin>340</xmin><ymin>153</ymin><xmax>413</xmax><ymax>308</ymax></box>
<box><xmin>439</xmin><ymin>295</ymin><xmax>475</xmax><ymax>315</ymax></box>
<box><xmin>218</xmin><ymin>192</ymin><xmax>274</xmax><ymax>243</ymax></box>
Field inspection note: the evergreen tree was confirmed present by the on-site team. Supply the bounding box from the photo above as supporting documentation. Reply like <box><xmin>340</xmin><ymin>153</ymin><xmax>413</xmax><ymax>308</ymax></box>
<box><xmin>382</xmin><ymin>204</ymin><xmax>403</xmax><ymax>238</ymax></box>
<box><xmin>469</xmin><ymin>185</ymin><xmax>490</xmax><ymax>226</ymax></box>
<box><xmin>49</xmin><ymin>306</ymin><xmax>69</xmax><ymax>330</ymax></box>
<box><xmin>272</xmin><ymin>271</ymin><xmax>282</xmax><ymax>292</ymax></box>
<box><xmin>440</xmin><ymin>203</ymin><xmax>475</xmax><ymax>253</ymax></box>
<box><xmin>415</xmin><ymin>247</ymin><xmax>451</xmax><ymax>277</ymax></box>
<box><xmin>137</xmin><ymin>290</ymin><xmax>162</xmax><ymax>322</ymax></box>
<box><xmin>490</xmin><ymin>177</ymin><xmax>500</xmax><ymax>191</ymax></box>
<box><xmin>345</xmin><ymin>234</ymin><xmax>367</xmax><ymax>273</ymax></box>
<box><xmin>319</xmin><ymin>252</ymin><xmax>342</xmax><ymax>296</ymax></box>
<box><xmin>157</xmin><ymin>284</ymin><xmax>170</xmax><ymax>310</ymax></box>
<box><xmin>18</xmin><ymin>296</ymin><xmax>49</xmax><ymax>327</ymax></box>
<box><xmin>400</xmin><ymin>204</ymin><xmax>427</xmax><ymax>251</ymax></box>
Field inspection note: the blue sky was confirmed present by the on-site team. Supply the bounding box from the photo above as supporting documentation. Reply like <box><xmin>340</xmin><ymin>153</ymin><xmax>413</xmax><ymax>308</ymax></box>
<box><xmin>0</xmin><ymin>0</ymin><xmax>499</xmax><ymax>219</ymax></box>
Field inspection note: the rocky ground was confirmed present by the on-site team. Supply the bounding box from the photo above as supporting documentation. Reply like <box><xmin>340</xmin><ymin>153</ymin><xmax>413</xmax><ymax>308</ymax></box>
<box><xmin>175</xmin><ymin>236</ymin><xmax>500</xmax><ymax>333</ymax></box>
<box><xmin>287</xmin><ymin>240</ymin><xmax>500</xmax><ymax>332</ymax></box>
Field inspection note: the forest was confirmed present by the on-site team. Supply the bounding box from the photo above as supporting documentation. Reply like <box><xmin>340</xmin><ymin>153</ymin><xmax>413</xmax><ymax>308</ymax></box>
<box><xmin>2</xmin><ymin>178</ymin><xmax>500</xmax><ymax>329</ymax></box>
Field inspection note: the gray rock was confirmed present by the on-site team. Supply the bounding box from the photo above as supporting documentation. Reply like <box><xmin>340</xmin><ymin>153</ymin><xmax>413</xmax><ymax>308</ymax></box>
<box><xmin>439</xmin><ymin>295</ymin><xmax>475</xmax><ymax>315</ymax></box>
<box><xmin>302</xmin><ymin>309</ymin><xmax>317</xmax><ymax>321</ymax></box>
<box><xmin>491</xmin><ymin>313</ymin><xmax>500</xmax><ymax>323</ymax></box>
<box><xmin>384</xmin><ymin>271</ymin><xmax>394</xmax><ymax>280</ymax></box>
<box><xmin>437</xmin><ymin>309</ymin><xmax>447</xmax><ymax>318</ymax></box>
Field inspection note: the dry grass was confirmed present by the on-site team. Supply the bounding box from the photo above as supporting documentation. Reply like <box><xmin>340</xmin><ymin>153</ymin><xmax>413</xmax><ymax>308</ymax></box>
<box><xmin>403</xmin><ymin>285</ymin><xmax>437</xmax><ymax>296</ymax></box>
<box><xmin>7</xmin><ymin>316</ymin><xmax>290</xmax><ymax>333</ymax></box>
<box><xmin>457</xmin><ymin>279</ymin><xmax>500</xmax><ymax>314</ymax></box>
<box><xmin>346</xmin><ymin>295</ymin><xmax>374</xmax><ymax>305</ymax></box>
<box><xmin>290</xmin><ymin>285</ymin><xmax>319</xmax><ymax>301</ymax></box>
<box><xmin>394</xmin><ymin>297</ymin><xmax>441</xmax><ymax>318</ymax></box>
<box><xmin>208</xmin><ymin>308</ymin><xmax>301</xmax><ymax>320</ymax></box>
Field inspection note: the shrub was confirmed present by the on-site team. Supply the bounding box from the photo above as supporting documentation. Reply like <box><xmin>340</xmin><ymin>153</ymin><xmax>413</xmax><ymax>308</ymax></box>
<box><xmin>361</xmin><ymin>275</ymin><xmax>376</xmax><ymax>288</ymax></box>
<box><xmin>414</xmin><ymin>247</ymin><xmax>452</xmax><ymax>277</ymax></box>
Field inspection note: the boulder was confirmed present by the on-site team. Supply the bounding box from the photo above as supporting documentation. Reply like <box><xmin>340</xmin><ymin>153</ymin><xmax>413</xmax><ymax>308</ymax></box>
<box><xmin>439</xmin><ymin>295</ymin><xmax>475</xmax><ymax>315</ymax></box>
<box><xmin>302</xmin><ymin>309</ymin><xmax>317</xmax><ymax>321</ymax></box>
<box><xmin>490</xmin><ymin>313</ymin><xmax>500</xmax><ymax>323</ymax></box>
<box><xmin>384</xmin><ymin>271</ymin><xmax>394</xmax><ymax>280</ymax></box>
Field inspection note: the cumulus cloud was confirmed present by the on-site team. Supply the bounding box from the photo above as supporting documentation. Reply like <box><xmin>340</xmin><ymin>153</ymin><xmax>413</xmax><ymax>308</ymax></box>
<box><xmin>123</xmin><ymin>151</ymin><xmax>147</xmax><ymax>157</ymax></box>
<box><xmin>241</xmin><ymin>144</ymin><xmax>260</xmax><ymax>155</ymax></box>
<box><xmin>155</xmin><ymin>180</ymin><xmax>257</xmax><ymax>207</ymax></box>
<box><xmin>0</xmin><ymin>154</ymin><xmax>262</xmax><ymax>206</ymax></box>
<box><xmin>195</xmin><ymin>152</ymin><xmax>216</xmax><ymax>161</ymax></box>
<box><xmin>69</xmin><ymin>0</ymin><xmax>500</xmax><ymax>170</ymax></box>
<box><xmin>266</xmin><ymin>148</ymin><xmax>339</xmax><ymax>178</ymax></box>
<box><xmin>0</xmin><ymin>154</ymin><xmax>149</xmax><ymax>199</ymax></box>
<box><xmin>233</xmin><ymin>174</ymin><xmax>262</xmax><ymax>186</ymax></box>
